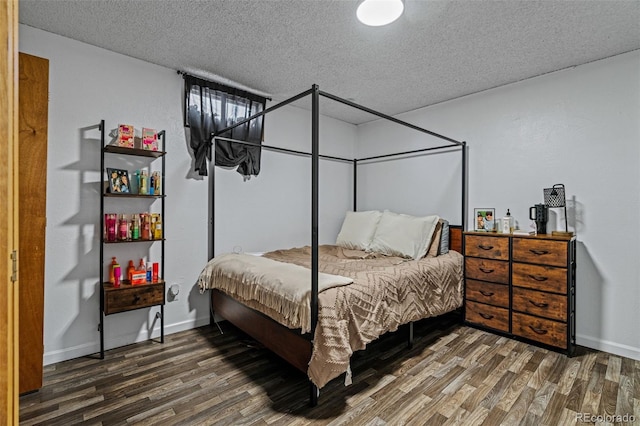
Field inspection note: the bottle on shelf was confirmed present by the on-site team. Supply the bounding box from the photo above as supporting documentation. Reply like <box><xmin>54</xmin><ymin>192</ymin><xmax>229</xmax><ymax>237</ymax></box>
<box><xmin>105</xmin><ymin>213</ymin><xmax>117</xmax><ymax>242</ymax></box>
<box><xmin>113</xmin><ymin>264</ymin><xmax>121</xmax><ymax>288</ymax></box>
<box><xmin>153</xmin><ymin>214</ymin><xmax>162</xmax><ymax>240</ymax></box>
<box><xmin>141</xmin><ymin>213</ymin><xmax>151</xmax><ymax>240</ymax></box>
<box><xmin>131</xmin><ymin>170</ymin><xmax>140</xmax><ymax>195</ymax></box>
<box><xmin>153</xmin><ymin>171</ymin><xmax>161</xmax><ymax>195</ymax></box>
<box><xmin>140</xmin><ymin>169</ymin><xmax>148</xmax><ymax>195</ymax></box>
<box><xmin>118</xmin><ymin>214</ymin><xmax>128</xmax><ymax>241</ymax></box>
<box><xmin>109</xmin><ymin>256</ymin><xmax>118</xmax><ymax>284</ymax></box>
<box><xmin>127</xmin><ymin>260</ymin><xmax>135</xmax><ymax>283</ymax></box>
<box><xmin>132</xmin><ymin>214</ymin><xmax>140</xmax><ymax>240</ymax></box>
<box><xmin>149</xmin><ymin>173</ymin><xmax>155</xmax><ymax>195</ymax></box>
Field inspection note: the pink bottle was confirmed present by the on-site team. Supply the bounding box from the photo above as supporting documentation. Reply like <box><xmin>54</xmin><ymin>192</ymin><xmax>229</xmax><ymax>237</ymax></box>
<box><xmin>113</xmin><ymin>265</ymin><xmax>121</xmax><ymax>288</ymax></box>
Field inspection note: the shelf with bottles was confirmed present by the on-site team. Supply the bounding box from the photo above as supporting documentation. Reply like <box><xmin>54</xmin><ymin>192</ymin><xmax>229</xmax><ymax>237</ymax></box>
<box><xmin>106</xmin><ymin>257</ymin><xmax>162</xmax><ymax>288</ymax></box>
<box><xmin>105</xmin><ymin>168</ymin><xmax>162</xmax><ymax>197</ymax></box>
<box><xmin>104</xmin><ymin>212</ymin><xmax>163</xmax><ymax>243</ymax></box>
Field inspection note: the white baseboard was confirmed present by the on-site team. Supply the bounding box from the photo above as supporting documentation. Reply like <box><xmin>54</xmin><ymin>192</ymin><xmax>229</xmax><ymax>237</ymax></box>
<box><xmin>43</xmin><ymin>316</ymin><xmax>211</xmax><ymax>366</ymax></box>
<box><xmin>577</xmin><ymin>334</ymin><xmax>640</xmax><ymax>361</ymax></box>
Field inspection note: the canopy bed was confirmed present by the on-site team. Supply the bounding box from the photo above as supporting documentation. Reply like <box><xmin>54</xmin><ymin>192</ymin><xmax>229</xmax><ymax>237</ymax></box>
<box><xmin>197</xmin><ymin>84</ymin><xmax>467</xmax><ymax>406</ymax></box>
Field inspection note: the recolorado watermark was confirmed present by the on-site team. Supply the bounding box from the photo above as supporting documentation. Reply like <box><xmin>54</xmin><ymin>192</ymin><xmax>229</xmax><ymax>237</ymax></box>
<box><xmin>576</xmin><ymin>413</ymin><xmax>636</xmax><ymax>423</ymax></box>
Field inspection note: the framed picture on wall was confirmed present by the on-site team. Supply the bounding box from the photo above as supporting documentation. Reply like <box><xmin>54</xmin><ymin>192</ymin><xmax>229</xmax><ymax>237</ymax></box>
<box><xmin>474</xmin><ymin>208</ymin><xmax>495</xmax><ymax>232</ymax></box>
<box><xmin>107</xmin><ymin>168</ymin><xmax>131</xmax><ymax>193</ymax></box>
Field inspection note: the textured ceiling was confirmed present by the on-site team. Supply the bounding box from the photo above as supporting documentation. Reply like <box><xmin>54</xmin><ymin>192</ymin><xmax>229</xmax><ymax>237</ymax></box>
<box><xmin>19</xmin><ymin>0</ymin><xmax>640</xmax><ymax>124</ymax></box>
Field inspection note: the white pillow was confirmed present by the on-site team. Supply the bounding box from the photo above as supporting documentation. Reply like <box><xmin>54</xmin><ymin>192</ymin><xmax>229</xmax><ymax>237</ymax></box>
<box><xmin>336</xmin><ymin>210</ymin><xmax>382</xmax><ymax>251</ymax></box>
<box><xmin>369</xmin><ymin>211</ymin><xmax>440</xmax><ymax>260</ymax></box>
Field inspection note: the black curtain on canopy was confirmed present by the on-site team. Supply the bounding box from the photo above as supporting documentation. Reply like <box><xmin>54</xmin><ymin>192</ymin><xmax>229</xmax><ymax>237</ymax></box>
<box><xmin>184</xmin><ymin>75</ymin><xmax>266</xmax><ymax>177</ymax></box>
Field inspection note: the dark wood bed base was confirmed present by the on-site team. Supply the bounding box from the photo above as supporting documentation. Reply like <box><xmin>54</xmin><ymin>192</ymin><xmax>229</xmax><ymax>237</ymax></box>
<box><xmin>211</xmin><ymin>289</ymin><xmax>312</xmax><ymax>373</ymax></box>
<box><xmin>210</xmin><ymin>226</ymin><xmax>463</xmax><ymax>386</ymax></box>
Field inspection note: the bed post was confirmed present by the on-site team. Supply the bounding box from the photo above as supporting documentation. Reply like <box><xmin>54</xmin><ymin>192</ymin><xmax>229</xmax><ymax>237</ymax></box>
<box><xmin>461</xmin><ymin>141</ymin><xmax>467</xmax><ymax>231</ymax></box>
<box><xmin>353</xmin><ymin>159</ymin><xmax>358</xmax><ymax>211</ymax></box>
<box><xmin>209</xmin><ymin>140</ymin><xmax>216</xmax><ymax>327</ymax></box>
<box><xmin>310</xmin><ymin>84</ymin><xmax>320</xmax><ymax>407</ymax></box>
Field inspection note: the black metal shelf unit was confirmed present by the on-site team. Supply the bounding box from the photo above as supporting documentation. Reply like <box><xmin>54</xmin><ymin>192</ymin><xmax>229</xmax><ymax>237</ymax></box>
<box><xmin>98</xmin><ymin>120</ymin><xmax>166</xmax><ymax>359</ymax></box>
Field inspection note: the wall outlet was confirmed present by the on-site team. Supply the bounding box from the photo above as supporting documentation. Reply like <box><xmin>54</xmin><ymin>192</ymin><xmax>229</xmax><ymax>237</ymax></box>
<box><xmin>169</xmin><ymin>284</ymin><xmax>180</xmax><ymax>301</ymax></box>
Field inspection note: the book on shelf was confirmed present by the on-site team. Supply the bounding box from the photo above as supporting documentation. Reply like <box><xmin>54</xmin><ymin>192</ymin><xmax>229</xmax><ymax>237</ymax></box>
<box><xmin>117</xmin><ymin>124</ymin><xmax>135</xmax><ymax>148</ymax></box>
<box><xmin>141</xmin><ymin>127</ymin><xmax>158</xmax><ymax>151</ymax></box>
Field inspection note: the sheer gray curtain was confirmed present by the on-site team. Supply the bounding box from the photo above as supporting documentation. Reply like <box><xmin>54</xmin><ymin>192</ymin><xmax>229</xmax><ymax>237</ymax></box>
<box><xmin>184</xmin><ymin>75</ymin><xmax>266</xmax><ymax>177</ymax></box>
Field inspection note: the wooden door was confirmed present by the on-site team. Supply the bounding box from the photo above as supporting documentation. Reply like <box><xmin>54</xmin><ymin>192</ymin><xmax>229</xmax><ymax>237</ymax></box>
<box><xmin>0</xmin><ymin>0</ymin><xmax>20</xmax><ymax>423</ymax></box>
<box><xmin>18</xmin><ymin>53</ymin><xmax>49</xmax><ymax>394</ymax></box>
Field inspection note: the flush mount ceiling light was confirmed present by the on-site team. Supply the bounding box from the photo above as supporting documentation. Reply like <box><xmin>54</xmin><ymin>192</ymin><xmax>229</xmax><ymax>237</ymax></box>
<box><xmin>357</xmin><ymin>0</ymin><xmax>404</xmax><ymax>27</ymax></box>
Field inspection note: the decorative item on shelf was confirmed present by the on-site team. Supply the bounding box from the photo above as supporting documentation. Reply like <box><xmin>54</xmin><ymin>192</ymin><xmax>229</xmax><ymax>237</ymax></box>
<box><xmin>139</xmin><ymin>168</ymin><xmax>149</xmax><ymax>195</ymax></box>
<box><xmin>127</xmin><ymin>260</ymin><xmax>135</xmax><ymax>283</ymax></box>
<box><xmin>142</xmin><ymin>128</ymin><xmax>158</xmax><ymax>151</ymax></box>
<box><xmin>132</xmin><ymin>213</ymin><xmax>140</xmax><ymax>240</ymax></box>
<box><xmin>543</xmin><ymin>183</ymin><xmax>573</xmax><ymax>236</ymax></box>
<box><xmin>153</xmin><ymin>213</ymin><xmax>162</xmax><ymax>239</ymax></box>
<box><xmin>529</xmin><ymin>203</ymin><xmax>549</xmax><ymax>234</ymax></box>
<box><xmin>141</xmin><ymin>213</ymin><xmax>151</xmax><ymax>240</ymax></box>
<box><xmin>105</xmin><ymin>213</ymin><xmax>117</xmax><ymax>242</ymax></box>
<box><xmin>130</xmin><ymin>170</ymin><xmax>139</xmax><ymax>194</ymax></box>
<box><xmin>153</xmin><ymin>171</ymin><xmax>161</xmax><ymax>195</ymax></box>
<box><xmin>118</xmin><ymin>214</ymin><xmax>128</xmax><ymax>241</ymax></box>
<box><xmin>109</xmin><ymin>257</ymin><xmax>118</xmax><ymax>284</ymax></box>
<box><xmin>116</xmin><ymin>124</ymin><xmax>135</xmax><ymax>148</ymax></box>
<box><xmin>113</xmin><ymin>264</ymin><xmax>121</xmax><ymax>288</ymax></box>
<box><xmin>107</xmin><ymin>168</ymin><xmax>131</xmax><ymax>194</ymax></box>
<box><xmin>500</xmin><ymin>209</ymin><xmax>513</xmax><ymax>234</ymax></box>
<box><xmin>474</xmin><ymin>208</ymin><xmax>495</xmax><ymax>232</ymax></box>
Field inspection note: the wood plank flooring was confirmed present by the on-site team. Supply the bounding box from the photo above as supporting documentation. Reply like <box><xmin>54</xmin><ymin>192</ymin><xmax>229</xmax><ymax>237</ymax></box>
<box><xmin>20</xmin><ymin>315</ymin><xmax>640</xmax><ymax>425</ymax></box>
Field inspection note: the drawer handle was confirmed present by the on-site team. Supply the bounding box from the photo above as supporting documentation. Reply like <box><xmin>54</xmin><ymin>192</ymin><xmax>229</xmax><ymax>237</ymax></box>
<box><xmin>529</xmin><ymin>300</ymin><xmax>549</xmax><ymax>308</ymax></box>
<box><xmin>528</xmin><ymin>274</ymin><xmax>548</xmax><ymax>282</ymax></box>
<box><xmin>479</xmin><ymin>267</ymin><xmax>494</xmax><ymax>273</ymax></box>
<box><xmin>479</xmin><ymin>290</ymin><xmax>495</xmax><ymax>297</ymax></box>
<box><xmin>478</xmin><ymin>244</ymin><xmax>494</xmax><ymax>251</ymax></box>
<box><xmin>529</xmin><ymin>249</ymin><xmax>549</xmax><ymax>256</ymax></box>
<box><xmin>479</xmin><ymin>313</ymin><xmax>494</xmax><ymax>320</ymax></box>
<box><xmin>528</xmin><ymin>325</ymin><xmax>548</xmax><ymax>335</ymax></box>
<box><xmin>133</xmin><ymin>295</ymin><xmax>141</xmax><ymax>304</ymax></box>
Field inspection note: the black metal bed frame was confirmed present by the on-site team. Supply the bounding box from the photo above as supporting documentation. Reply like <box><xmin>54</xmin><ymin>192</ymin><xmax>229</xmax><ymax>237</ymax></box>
<box><xmin>208</xmin><ymin>84</ymin><xmax>467</xmax><ymax>405</ymax></box>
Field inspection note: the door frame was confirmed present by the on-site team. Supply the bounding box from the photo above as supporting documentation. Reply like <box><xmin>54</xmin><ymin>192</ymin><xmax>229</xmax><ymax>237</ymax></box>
<box><xmin>0</xmin><ymin>0</ymin><xmax>20</xmax><ymax>423</ymax></box>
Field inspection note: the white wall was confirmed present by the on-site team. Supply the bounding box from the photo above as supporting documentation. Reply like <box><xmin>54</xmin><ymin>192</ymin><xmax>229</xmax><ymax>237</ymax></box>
<box><xmin>357</xmin><ymin>51</ymin><xmax>640</xmax><ymax>360</ymax></box>
<box><xmin>19</xmin><ymin>25</ymin><xmax>356</xmax><ymax>364</ymax></box>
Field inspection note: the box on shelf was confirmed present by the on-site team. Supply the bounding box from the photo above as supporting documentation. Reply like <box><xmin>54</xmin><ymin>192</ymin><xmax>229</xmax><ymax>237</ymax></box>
<box><xmin>142</xmin><ymin>127</ymin><xmax>158</xmax><ymax>151</ymax></box>
<box><xmin>117</xmin><ymin>124</ymin><xmax>135</xmax><ymax>148</ymax></box>
<box><xmin>130</xmin><ymin>270</ymin><xmax>147</xmax><ymax>285</ymax></box>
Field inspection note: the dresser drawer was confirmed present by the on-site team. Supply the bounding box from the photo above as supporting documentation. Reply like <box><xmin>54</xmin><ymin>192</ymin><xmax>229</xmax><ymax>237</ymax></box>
<box><xmin>512</xmin><ymin>312</ymin><xmax>567</xmax><ymax>349</ymax></box>
<box><xmin>512</xmin><ymin>238</ymin><xmax>567</xmax><ymax>267</ymax></box>
<box><xmin>465</xmin><ymin>235</ymin><xmax>509</xmax><ymax>260</ymax></box>
<box><xmin>512</xmin><ymin>263</ymin><xmax>567</xmax><ymax>294</ymax></box>
<box><xmin>465</xmin><ymin>257</ymin><xmax>509</xmax><ymax>284</ymax></box>
<box><xmin>466</xmin><ymin>300</ymin><xmax>509</xmax><ymax>332</ymax></box>
<box><xmin>465</xmin><ymin>279</ymin><xmax>509</xmax><ymax>308</ymax></box>
<box><xmin>512</xmin><ymin>287</ymin><xmax>567</xmax><ymax>322</ymax></box>
<box><xmin>104</xmin><ymin>282</ymin><xmax>165</xmax><ymax>315</ymax></box>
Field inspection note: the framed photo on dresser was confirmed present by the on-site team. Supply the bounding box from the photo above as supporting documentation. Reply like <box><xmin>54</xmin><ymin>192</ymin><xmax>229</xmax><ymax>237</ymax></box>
<box><xmin>474</xmin><ymin>208</ymin><xmax>495</xmax><ymax>232</ymax></box>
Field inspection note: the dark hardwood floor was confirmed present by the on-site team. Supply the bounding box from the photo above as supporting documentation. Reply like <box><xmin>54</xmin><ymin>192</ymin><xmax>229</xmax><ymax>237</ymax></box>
<box><xmin>20</xmin><ymin>314</ymin><xmax>640</xmax><ymax>425</ymax></box>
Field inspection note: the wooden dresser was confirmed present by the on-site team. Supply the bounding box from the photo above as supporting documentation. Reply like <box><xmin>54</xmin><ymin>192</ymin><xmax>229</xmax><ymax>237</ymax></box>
<box><xmin>463</xmin><ymin>231</ymin><xmax>576</xmax><ymax>355</ymax></box>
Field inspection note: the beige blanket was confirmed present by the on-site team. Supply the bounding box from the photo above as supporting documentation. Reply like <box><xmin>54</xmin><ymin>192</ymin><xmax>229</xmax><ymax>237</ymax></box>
<box><xmin>197</xmin><ymin>253</ymin><xmax>353</xmax><ymax>333</ymax></box>
<box><xmin>198</xmin><ymin>245</ymin><xmax>463</xmax><ymax>388</ymax></box>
